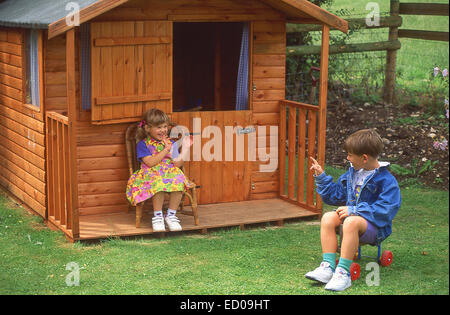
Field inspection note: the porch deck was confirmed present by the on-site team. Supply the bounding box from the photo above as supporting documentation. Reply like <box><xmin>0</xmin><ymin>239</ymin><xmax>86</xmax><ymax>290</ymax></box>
<box><xmin>78</xmin><ymin>198</ymin><xmax>320</xmax><ymax>241</ymax></box>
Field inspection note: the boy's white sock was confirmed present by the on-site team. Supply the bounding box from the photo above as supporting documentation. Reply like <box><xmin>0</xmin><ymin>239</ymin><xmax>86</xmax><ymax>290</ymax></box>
<box><xmin>154</xmin><ymin>210</ymin><xmax>163</xmax><ymax>217</ymax></box>
<box><xmin>167</xmin><ymin>209</ymin><xmax>177</xmax><ymax>217</ymax></box>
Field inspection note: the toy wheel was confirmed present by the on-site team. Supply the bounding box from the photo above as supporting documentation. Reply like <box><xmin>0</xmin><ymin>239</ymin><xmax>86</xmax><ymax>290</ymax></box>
<box><xmin>350</xmin><ymin>263</ymin><xmax>360</xmax><ymax>281</ymax></box>
<box><xmin>380</xmin><ymin>250</ymin><xmax>393</xmax><ymax>267</ymax></box>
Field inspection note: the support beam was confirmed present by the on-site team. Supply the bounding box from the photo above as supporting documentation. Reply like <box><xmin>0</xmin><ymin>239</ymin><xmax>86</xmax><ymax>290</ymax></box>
<box><xmin>316</xmin><ymin>24</ymin><xmax>330</xmax><ymax>212</ymax></box>
<box><xmin>66</xmin><ymin>28</ymin><xmax>80</xmax><ymax>239</ymax></box>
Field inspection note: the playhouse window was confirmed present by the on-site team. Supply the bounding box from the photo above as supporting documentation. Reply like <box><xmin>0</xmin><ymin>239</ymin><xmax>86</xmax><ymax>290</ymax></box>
<box><xmin>24</xmin><ymin>29</ymin><xmax>40</xmax><ymax>108</ymax></box>
<box><xmin>173</xmin><ymin>22</ymin><xmax>249</xmax><ymax>112</ymax></box>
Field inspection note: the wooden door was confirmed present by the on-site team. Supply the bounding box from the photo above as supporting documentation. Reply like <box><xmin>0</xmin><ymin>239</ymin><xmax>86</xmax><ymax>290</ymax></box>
<box><xmin>90</xmin><ymin>21</ymin><xmax>172</xmax><ymax>124</ymax></box>
<box><xmin>172</xmin><ymin>111</ymin><xmax>252</xmax><ymax>205</ymax></box>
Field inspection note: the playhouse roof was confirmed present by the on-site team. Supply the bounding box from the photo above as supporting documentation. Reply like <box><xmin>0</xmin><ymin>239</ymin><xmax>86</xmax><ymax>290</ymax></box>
<box><xmin>0</xmin><ymin>0</ymin><xmax>99</xmax><ymax>29</ymax></box>
<box><xmin>0</xmin><ymin>0</ymin><xmax>348</xmax><ymax>37</ymax></box>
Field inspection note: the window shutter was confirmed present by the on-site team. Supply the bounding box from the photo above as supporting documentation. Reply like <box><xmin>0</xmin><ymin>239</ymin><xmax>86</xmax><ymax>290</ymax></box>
<box><xmin>90</xmin><ymin>21</ymin><xmax>172</xmax><ymax>124</ymax></box>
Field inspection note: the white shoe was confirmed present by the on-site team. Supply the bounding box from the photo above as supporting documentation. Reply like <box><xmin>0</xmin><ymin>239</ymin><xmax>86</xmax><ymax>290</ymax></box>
<box><xmin>152</xmin><ymin>216</ymin><xmax>166</xmax><ymax>232</ymax></box>
<box><xmin>325</xmin><ymin>267</ymin><xmax>352</xmax><ymax>291</ymax></box>
<box><xmin>165</xmin><ymin>215</ymin><xmax>182</xmax><ymax>232</ymax></box>
<box><xmin>305</xmin><ymin>262</ymin><xmax>334</xmax><ymax>284</ymax></box>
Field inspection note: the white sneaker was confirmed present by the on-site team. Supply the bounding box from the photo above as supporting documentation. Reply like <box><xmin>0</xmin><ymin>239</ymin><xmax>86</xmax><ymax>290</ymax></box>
<box><xmin>152</xmin><ymin>216</ymin><xmax>166</xmax><ymax>232</ymax></box>
<box><xmin>325</xmin><ymin>267</ymin><xmax>352</xmax><ymax>291</ymax></box>
<box><xmin>165</xmin><ymin>215</ymin><xmax>182</xmax><ymax>232</ymax></box>
<box><xmin>305</xmin><ymin>262</ymin><xmax>334</xmax><ymax>284</ymax></box>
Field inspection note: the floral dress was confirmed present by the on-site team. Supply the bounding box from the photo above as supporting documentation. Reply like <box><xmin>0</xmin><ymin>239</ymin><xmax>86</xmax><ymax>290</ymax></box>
<box><xmin>126</xmin><ymin>137</ymin><xmax>189</xmax><ymax>206</ymax></box>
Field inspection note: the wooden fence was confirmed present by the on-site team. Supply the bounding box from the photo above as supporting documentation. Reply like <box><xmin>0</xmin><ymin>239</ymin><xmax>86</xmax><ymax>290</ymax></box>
<box><xmin>398</xmin><ymin>2</ymin><xmax>449</xmax><ymax>41</ymax></box>
<box><xmin>279</xmin><ymin>100</ymin><xmax>322</xmax><ymax>213</ymax></box>
<box><xmin>286</xmin><ymin>0</ymin><xmax>449</xmax><ymax>104</ymax></box>
<box><xmin>45</xmin><ymin>111</ymin><xmax>79</xmax><ymax>239</ymax></box>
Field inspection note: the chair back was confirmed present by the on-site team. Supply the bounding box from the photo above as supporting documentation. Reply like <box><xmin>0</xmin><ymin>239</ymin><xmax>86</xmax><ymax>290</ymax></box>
<box><xmin>125</xmin><ymin>124</ymin><xmax>140</xmax><ymax>176</ymax></box>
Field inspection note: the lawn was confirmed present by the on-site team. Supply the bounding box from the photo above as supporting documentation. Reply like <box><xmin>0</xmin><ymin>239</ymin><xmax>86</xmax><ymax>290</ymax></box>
<box><xmin>0</xmin><ymin>165</ymin><xmax>448</xmax><ymax>295</ymax></box>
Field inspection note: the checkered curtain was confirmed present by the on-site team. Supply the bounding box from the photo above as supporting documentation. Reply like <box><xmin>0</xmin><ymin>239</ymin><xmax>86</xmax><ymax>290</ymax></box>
<box><xmin>28</xmin><ymin>29</ymin><xmax>40</xmax><ymax>107</ymax></box>
<box><xmin>235</xmin><ymin>23</ymin><xmax>249</xmax><ymax>111</ymax></box>
<box><xmin>81</xmin><ymin>23</ymin><xmax>92</xmax><ymax>110</ymax></box>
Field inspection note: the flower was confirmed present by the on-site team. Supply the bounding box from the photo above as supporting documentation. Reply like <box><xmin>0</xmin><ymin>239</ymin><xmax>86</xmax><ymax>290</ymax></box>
<box><xmin>433</xmin><ymin>67</ymin><xmax>440</xmax><ymax>77</ymax></box>
<box><xmin>446</xmin><ymin>109</ymin><xmax>449</xmax><ymax>119</ymax></box>
<box><xmin>442</xmin><ymin>68</ymin><xmax>449</xmax><ymax>78</ymax></box>
<box><xmin>433</xmin><ymin>141</ymin><xmax>440</xmax><ymax>149</ymax></box>
<box><xmin>439</xmin><ymin>139</ymin><xmax>448</xmax><ymax>151</ymax></box>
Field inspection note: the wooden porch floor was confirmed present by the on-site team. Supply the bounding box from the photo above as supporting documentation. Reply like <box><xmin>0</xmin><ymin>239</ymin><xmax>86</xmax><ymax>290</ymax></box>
<box><xmin>78</xmin><ymin>198</ymin><xmax>320</xmax><ymax>240</ymax></box>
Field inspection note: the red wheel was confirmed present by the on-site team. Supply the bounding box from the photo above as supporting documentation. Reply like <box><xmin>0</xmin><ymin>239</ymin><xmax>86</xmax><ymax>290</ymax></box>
<box><xmin>380</xmin><ymin>250</ymin><xmax>393</xmax><ymax>267</ymax></box>
<box><xmin>349</xmin><ymin>263</ymin><xmax>360</xmax><ymax>281</ymax></box>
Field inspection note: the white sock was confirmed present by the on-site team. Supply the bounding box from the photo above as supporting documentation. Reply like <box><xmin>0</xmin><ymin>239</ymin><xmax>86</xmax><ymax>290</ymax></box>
<box><xmin>154</xmin><ymin>210</ymin><xmax>163</xmax><ymax>218</ymax></box>
<box><xmin>166</xmin><ymin>209</ymin><xmax>177</xmax><ymax>217</ymax></box>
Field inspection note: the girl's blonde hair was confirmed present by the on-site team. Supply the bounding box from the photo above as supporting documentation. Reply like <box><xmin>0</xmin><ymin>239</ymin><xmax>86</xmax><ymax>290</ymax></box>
<box><xmin>136</xmin><ymin>109</ymin><xmax>170</xmax><ymax>141</ymax></box>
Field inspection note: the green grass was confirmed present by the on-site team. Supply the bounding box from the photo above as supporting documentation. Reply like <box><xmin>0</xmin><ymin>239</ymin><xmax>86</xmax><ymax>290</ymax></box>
<box><xmin>1</xmin><ymin>168</ymin><xmax>448</xmax><ymax>295</ymax></box>
<box><xmin>320</xmin><ymin>0</ymin><xmax>449</xmax><ymax>101</ymax></box>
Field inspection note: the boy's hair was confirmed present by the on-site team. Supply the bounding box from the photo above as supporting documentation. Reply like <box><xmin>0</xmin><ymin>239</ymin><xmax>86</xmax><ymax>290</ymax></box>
<box><xmin>343</xmin><ymin>129</ymin><xmax>384</xmax><ymax>158</ymax></box>
<box><xmin>136</xmin><ymin>108</ymin><xmax>171</xmax><ymax>141</ymax></box>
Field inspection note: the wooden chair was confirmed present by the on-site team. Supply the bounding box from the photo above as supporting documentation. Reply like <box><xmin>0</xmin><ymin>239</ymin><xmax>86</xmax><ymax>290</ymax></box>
<box><xmin>125</xmin><ymin>124</ymin><xmax>200</xmax><ymax>228</ymax></box>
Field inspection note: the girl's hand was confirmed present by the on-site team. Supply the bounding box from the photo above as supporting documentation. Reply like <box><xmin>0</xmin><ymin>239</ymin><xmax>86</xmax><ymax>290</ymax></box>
<box><xmin>336</xmin><ymin>206</ymin><xmax>349</xmax><ymax>219</ymax></box>
<box><xmin>163</xmin><ymin>137</ymin><xmax>173</xmax><ymax>157</ymax></box>
<box><xmin>310</xmin><ymin>157</ymin><xmax>324</xmax><ymax>176</ymax></box>
<box><xmin>182</xmin><ymin>135</ymin><xmax>194</xmax><ymax>148</ymax></box>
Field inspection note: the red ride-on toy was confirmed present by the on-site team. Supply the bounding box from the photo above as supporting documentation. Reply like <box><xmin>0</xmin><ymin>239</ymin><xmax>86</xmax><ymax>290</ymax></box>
<box><xmin>336</xmin><ymin>221</ymin><xmax>393</xmax><ymax>281</ymax></box>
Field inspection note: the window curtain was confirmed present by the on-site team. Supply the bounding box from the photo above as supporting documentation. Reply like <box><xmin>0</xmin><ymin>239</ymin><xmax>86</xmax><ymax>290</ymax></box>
<box><xmin>235</xmin><ymin>23</ymin><xmax>249</xmax><ymax>111</ymax></box>
<box><xmin>81</xmin><ymin>23</ymin><xmax>92</xmax><ymax>110</ymax></box>
<box><xmin>28</xmin><ymin>29</ymin><xmax>40</xmax><ymax>107</ymax></box>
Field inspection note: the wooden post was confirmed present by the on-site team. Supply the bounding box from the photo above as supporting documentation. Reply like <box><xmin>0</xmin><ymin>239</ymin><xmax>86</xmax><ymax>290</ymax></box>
<box><xmin>384</xmin><ymin>0</ymin><xmax>400</xmax><ymax>104</ymax></box>
<box><xmin>279</xmin><ymin>102</ymin><xmax>287</xmax><ymax>197</ymax></box>
<box><xmin>316</xmin><ymin>24</ymin><xmax>330</xmax><ymax>212</ymax></box>
<box><xmin>66</xmin><ymin>28</ymin><xmax>80</xmax><ymax>239</ymax></box>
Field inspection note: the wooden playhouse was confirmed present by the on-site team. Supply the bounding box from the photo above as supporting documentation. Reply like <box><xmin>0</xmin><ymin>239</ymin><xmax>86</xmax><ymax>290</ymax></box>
<box><xmin>0</xmin><ymin>0</ymin><xmax>348</xmax><ymax>241</ymax></box>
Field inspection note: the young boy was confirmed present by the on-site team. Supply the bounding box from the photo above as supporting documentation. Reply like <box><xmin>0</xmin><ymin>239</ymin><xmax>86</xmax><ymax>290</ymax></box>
<box><xmin>305</xmin><ymin>129</ymin><xmax>401</xmax><ymax>291</ymax></box>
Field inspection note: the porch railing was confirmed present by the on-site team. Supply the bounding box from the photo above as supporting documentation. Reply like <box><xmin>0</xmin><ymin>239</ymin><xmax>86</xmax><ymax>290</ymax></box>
<box><xmin>279</xmin><ymin>100</ymin><xmax>324</xmax><ymax>214</ymax></box>
<box><xmin>45</xmin><ymin>111</ymin><xmax>79</xmax><ymax>238</ymax></box>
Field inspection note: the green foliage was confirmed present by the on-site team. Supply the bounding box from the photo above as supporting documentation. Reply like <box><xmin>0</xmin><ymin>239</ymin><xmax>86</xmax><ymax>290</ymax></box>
<box><xmin>390</xmin><ymin>159</ymin><xmax>438</xmax><ymax>177</ymax></box>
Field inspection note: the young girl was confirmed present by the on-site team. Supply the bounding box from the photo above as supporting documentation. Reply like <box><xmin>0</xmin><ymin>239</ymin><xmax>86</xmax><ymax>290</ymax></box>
<box><xmin>126</xmin><ymin>109</ymin><xmax>192</xmax><ymax>232</ymax></box>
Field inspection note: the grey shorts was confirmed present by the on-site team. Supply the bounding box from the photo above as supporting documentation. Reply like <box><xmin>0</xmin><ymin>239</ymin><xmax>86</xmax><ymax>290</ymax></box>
<box><xmin>359</xmin><ymin>220</ymin><xmax>378</xmax><ymax>245</ymax></box>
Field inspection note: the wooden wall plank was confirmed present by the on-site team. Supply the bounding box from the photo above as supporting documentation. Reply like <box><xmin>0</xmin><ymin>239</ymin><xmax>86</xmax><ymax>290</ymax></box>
<box><xmin>0</xmin><ymin>112</ymin><xmax>45</xmax><ymax>146</ymax></box>
<box><xmin>0</xmin><ymin>103</ymin><xmax>44</xmax><ymax>133</ymax></box>
<box><xmin>0</xmin><ymin>143</ymin><xmax>45</xmax><ymax>182</ymax></box>
<box><xmin>95</xmin><ymin>0</ymin><xmax>284</xmax><ymax>21</ymax></box>
<box><xmin>0</xmin><ymin>152</ymin><xmax>46</xmax><ymax>194</ymax></box>
<box><xmin>0</xmin><ymin>124</ymin><xmax>45</xmax><ymax>157</ymax></box>
<box><xmin>0</xmin><ymin>173</ymin><xmax>46</xmax><ymax>215</ymax></box>
<box><xmin>250</xmin><ymin>20</ymin><xmax>285</xmax><ymax>200</ymax></box>
<box><xmin>78</xmin><ymin>168</ymin><xmax>129</xmax><ymax>183</ymax></box>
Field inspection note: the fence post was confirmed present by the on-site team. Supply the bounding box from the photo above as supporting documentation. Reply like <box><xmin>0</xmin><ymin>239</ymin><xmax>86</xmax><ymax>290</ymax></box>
<box><xmin>384</xmin><ymin>0</ymin><xmax>400</xmax><ymax>104</ymax></box>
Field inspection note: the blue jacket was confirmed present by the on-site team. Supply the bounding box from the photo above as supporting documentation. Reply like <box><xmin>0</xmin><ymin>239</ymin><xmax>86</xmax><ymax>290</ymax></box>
<box><xmin>315</xmin><ymin>162</ymin><xmax>401</xmax><ymax>244</ymax></box>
